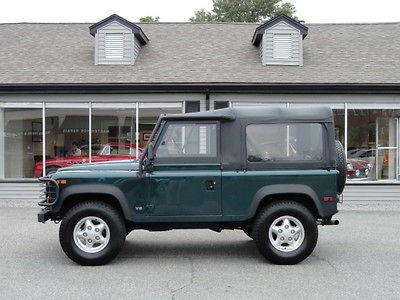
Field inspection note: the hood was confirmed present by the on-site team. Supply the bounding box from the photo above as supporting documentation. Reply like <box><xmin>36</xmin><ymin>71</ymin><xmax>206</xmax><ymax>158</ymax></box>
<box><xmin>57</xmin><ymin>160</ymin><xmax>140</xmax><ymax>173</ymax></box>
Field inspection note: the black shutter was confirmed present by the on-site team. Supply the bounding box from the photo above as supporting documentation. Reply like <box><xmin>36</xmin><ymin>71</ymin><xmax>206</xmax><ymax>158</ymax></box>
<box><xmin>214</xmin><ymin>101</ymin><xmax>229</xmax><ymax>110</ymax></box>
<box><xmin>185</xmin><ymin>101</ymin><xmax>201</xmax><ymax>113</ymax></box>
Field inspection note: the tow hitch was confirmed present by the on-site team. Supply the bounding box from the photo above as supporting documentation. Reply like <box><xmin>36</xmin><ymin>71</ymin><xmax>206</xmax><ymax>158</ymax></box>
<box><xmin>317</xmin><ymin>219</ymin><xmax>340</xmax><ymax>226</ymax></box>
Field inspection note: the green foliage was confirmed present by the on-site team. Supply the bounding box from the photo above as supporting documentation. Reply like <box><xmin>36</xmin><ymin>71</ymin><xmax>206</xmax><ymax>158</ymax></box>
<box><xmin>139</xmin><ymin>16</ymin><xmax>160</xmax><ymax>22</ymax></box>
<box><xmin>189</xmin><ymin>9</ymin><xmax>216</xmax><ymax>22</ymax></box>
<box><xmin>190</xmin><ymin>0</ymin><xmax>296</xmax><ymax>22</ymax></box>
<box><xmin>273</xmin><ymin>2</ymin><xmax>297</xmax><ymax>19</ymax></box>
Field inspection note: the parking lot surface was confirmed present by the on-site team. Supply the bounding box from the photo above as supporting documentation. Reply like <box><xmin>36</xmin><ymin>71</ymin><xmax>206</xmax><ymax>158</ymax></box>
<box><xmin>0</xmin><ymin>203</ymin><xmax>399</xmax><ymax>299</ymax></box>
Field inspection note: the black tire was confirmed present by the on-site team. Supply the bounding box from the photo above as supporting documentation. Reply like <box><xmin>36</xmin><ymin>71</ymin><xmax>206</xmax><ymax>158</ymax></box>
<box><xmin>59</xmin><ymin>201</ymin><xmax>126</xmax><ymax>266</ymax></box>
<box><xmin>335</xmin><ymin>140</ymin><xmax>346</xmax><ymax>194</ymax></box>
<box><xmin>242</xmin><ymin>227</ymin><xmax>253</xmax><ymax>239</ymax></box>
<box><xmin>253</xmin><ymin>201</ymin><xmax>318</xmax><ymax>265</ymax></box>
<box><xmin>46</xmin><ymin>166</ymin><xmax>60</xmax><ymax>176</ymax></box>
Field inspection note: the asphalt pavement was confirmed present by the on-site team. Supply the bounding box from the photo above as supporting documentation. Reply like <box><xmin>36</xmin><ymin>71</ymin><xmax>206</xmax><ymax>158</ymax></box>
<box><xmin>0</xmin><ymin>202</ymin><xmax>399</xmax><ymax>299</ymax></box>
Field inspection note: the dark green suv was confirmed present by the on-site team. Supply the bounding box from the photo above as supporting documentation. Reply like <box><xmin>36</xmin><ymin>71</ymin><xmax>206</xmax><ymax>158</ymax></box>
<box><xmin>38</xmin><ymin>107</ymin><xmax>345</xmax><ymax>266</ymax></box>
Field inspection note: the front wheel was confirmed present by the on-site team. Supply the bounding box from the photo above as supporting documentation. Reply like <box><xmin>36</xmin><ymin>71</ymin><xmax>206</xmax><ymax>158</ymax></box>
<box><xmin>253</xmin><ymin>201</ymin><xmax>318</xmax><ymax>265</ymax></box>
<box><xmin>59</xmin><ymin>201</ymin><xmax>126</xmax><ymax>266</ymax></box>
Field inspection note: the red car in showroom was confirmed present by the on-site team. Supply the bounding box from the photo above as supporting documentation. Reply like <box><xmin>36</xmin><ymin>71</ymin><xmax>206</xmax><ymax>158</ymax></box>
<box><xmin>33</xmin><ymin>143</ymin><xmax>142</xmax><ymax>177</ymax></box>
<box><xmin>346</xmin><ymin>158</ymin><xmax>372</xmax><ymax>178</ymax></box>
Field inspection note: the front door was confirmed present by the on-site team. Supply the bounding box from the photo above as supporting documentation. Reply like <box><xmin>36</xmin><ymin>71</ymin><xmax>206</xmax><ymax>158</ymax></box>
<box><xmin>148</xmin><ymin>121</ymin><xmax>221</xmax><ymax>216</ymax></box>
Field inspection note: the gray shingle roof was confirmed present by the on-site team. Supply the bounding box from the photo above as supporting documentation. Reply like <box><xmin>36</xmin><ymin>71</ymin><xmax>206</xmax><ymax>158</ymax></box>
<box><xmin>0</xmin><ymin>22</ymin><xmax>400</xmax><ymax>85</ymax></box>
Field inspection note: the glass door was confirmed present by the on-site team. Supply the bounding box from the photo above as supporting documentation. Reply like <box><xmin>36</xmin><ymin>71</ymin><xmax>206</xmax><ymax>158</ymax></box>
<box><xmin>375</xmin><ymin>118</ymin><xmax>398</xmax><ymax>180</ymax></box>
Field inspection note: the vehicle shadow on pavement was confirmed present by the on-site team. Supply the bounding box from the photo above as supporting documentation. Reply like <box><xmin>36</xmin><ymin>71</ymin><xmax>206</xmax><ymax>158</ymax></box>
<box><xmin>118</xmin><ymin>234</ymin><xmax>262</xmax><ymax>263</ymax></box>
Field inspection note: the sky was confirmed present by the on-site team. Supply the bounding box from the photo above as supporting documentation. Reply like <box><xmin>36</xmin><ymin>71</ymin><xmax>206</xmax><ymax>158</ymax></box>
<box><xmin>1</xmin><ymin>0</ymin><xmax>400</xmax><ymax>24</ymax></box>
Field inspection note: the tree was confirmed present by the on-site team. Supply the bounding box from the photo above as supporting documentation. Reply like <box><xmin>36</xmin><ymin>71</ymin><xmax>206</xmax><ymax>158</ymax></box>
<box><xmin>190</xmin><ymin>0</ymin><xmax>296</xmax><ymax>23</ymax></box>
<box><xmin>273</xmin><ymin>2</ymin><xmax>296</xmax><ymax>17</ymax></box>
<box><xmin>189</xmin><ymin>9</ymin><xmax>215</xmax><ymax>22</ymax></box>
<box><xmin>139</xmin><ymin>16</ymin><xmax>160</xmax><ymax>22</ymax></box>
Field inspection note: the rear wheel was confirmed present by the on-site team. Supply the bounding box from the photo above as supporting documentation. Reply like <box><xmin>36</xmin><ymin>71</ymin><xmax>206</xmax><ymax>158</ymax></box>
<box><xmin>59</xmin><ymin>201</ymin><xmax>126</xmax><ymax>266</ymax></box>
<box><xmin>253</xmin><ymin>201</ymin><xmax>318</xmax><ymax>265</ymax></box>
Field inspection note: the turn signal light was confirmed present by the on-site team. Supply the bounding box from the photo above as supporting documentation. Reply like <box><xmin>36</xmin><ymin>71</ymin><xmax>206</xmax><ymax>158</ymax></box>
<box><xmin>57</xmin><ymin>180</ymin><xmax>67</xmax><ymax>185</ymax></box>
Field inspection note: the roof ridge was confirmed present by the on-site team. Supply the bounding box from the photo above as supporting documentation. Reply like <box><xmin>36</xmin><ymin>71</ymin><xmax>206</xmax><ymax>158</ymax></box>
<box><xmin>0</xmin><ymin>21</ymin><xmax>262</xmax><ymax>25</ymax></box>
<box><xmin>0</xmin><ymin>22</ymin><xmax>92</xmax><ymax>25</ymax></box>
<box><xmin>308</xmin><ymin>21</ymin><xmax>400</xmax><ymax>25</ymax></box>
<box><xmin>1</xmin><ymin>21</ymin><xmax>400</xmax><ymax>26</ymax></box>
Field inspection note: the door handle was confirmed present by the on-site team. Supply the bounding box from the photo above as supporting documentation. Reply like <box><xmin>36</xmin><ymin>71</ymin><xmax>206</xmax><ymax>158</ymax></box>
<box><xmin>205</xmin><ymin>180</ymin><xmax>216</xmax><ymax>191</ymax></box>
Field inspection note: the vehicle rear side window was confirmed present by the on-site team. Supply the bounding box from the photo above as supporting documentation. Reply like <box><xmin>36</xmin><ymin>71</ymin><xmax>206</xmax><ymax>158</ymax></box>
<box><xmin>246</xmin><ymin>123</ymin><xmax>323</xmax><ymax>162</ymax></box>
<box><xmin>156</xmin><ymin>123</ymin><xmax>217</xmax><ymax>158</ymax></box>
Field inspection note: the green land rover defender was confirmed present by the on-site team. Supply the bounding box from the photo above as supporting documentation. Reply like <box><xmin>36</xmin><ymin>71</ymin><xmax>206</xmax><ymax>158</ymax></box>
<box><xmin>38</xmin><ymin>107</ymin><xmax>345</xmax><ymax>265</ymax></box>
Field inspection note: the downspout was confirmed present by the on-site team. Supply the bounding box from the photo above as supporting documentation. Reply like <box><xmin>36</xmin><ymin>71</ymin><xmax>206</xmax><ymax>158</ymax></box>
<box><xmin>205</xmin><ymin>89</ymin><xmax>210</xmax><ymax>111</ymax></box>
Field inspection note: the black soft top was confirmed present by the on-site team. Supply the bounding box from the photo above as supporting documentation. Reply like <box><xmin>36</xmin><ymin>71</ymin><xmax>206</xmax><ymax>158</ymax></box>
<box><xmin>158</xmin><ymin>106</ymin><xmax>335</xmax><ymax>171</ymax></box>
<box><xmin>162</xmin><ymin>107</ymin><xmax>333</xmax><ymax>123</ymax></box>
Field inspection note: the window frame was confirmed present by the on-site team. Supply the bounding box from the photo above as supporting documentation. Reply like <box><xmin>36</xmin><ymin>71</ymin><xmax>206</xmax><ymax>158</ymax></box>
<box><xmin>153</xmin><ymin>120</ymin><xmax>221</xmax><ymax>165</ymax></box>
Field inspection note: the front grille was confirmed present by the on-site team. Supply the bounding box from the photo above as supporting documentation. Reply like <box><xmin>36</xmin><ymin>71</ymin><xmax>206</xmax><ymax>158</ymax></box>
<box><xmin>38</xmin><ymin>177</ymin><xmax>59</xmax><ymax>206</ymax></box>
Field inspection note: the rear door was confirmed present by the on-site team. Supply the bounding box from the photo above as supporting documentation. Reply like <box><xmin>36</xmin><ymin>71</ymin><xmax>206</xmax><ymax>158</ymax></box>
<box><xmin>222</xmin><ymin>122</ymin><xmax>335</xmax><ymax>217</ymax></box>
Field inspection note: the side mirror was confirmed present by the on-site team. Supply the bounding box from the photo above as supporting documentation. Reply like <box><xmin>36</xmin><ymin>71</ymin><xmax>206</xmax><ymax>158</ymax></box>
<box><xmin>138</xmin><ymin>141</ymin><xmax>156</xmax><ymax>177</ymax></box>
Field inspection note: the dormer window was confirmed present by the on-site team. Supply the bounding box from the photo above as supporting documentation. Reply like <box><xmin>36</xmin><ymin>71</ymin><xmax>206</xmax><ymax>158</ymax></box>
<box><xmin>105</xmin><ymin>33</ymin><xmax>124</xmax><ymax>59</ymax></box>
<box><xmin>252</xmin><ymin>15</ymin><xmax>308</xmax><ymax>66</ymax></box>
<box><xmin>273</xmin><ymin>34</ymin><xmax>292</xmax><ymax>59</ymax></box>
<box><xmin>89</xmin><ymin>14</ymin><xmax>149</xmax><ymax>65</ymax></box>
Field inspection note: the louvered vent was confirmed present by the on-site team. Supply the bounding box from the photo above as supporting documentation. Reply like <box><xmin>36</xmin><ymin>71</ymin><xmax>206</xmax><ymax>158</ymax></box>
<box><xmin>105</xmin><ymin>33</ymin><xmax>124</xmax><ymax>59</ymax></box>
<box><xmin>273</xmin><ymin>34</ymin><xmax>292</xmax><ymax>59</ymax></box>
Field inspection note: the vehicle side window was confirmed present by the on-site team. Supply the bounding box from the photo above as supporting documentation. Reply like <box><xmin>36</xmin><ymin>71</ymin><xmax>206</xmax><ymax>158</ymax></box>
<box><xmin>156</xmin><ymin>123</ymin><xmax>217</xmax><ymax>158</ymax></box>
<box><xmin>246</xmin><ymin>123</ymin><xmax>323</xmax><ymax>162</ymax></box>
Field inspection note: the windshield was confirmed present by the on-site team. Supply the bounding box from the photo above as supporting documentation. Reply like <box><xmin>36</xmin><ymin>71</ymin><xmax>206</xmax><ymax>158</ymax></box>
<box><xmin>79</xmin><ymin>144</ymin><xmax>102</xmax><ymax>156</ymax></box>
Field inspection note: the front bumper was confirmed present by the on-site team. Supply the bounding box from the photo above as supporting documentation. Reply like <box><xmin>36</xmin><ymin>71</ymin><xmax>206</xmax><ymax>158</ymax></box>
<box><xmin>38</xmin><ymin>177</ymin><xmax>59</xmax><ymax>207</ymax></box>
<box><xmin>38</xmin><ymin>177</ymin><xmax>59</xmax><ymax>223</ymax></box>
<box><xmin>38</xmin><ymin>208</ymin><xmax>52</xmax><ymax>223</ymax></box>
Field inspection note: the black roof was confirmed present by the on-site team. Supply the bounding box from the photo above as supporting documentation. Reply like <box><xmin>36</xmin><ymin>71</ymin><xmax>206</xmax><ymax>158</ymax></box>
<box><xmin>162</xmin><ymin>107</ymin><xmax>333</xmax><ymax>123</ymax></box>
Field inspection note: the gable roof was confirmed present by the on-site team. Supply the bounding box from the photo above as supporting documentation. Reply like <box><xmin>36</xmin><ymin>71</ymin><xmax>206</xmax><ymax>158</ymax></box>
<box><xmin>89</xmin><ymin>14</ymin><xmax>149</xmax><ymax>45</ymax></box>
<box><xmin>0</xmin><ymin>21</ymin><xmax>400</xmax><ymax>87</ymax></box>
<box><xmin>252</xmin><ymin>15</ymin><xmax>309</xmax><ymax>46</ymax></box>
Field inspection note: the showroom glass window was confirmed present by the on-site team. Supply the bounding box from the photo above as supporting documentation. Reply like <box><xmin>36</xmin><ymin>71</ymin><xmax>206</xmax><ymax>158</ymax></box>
<box><xmin>92</xmin><ymin>103</ymin><xmax>138</xmax><ymax>160</ymax></box>
<box><xmin>43</xmin><ymin>103</ymin><xmax>89</xmax><ymax>175</ymax></box>
<box><xmin>1</xmin><ymin>105</ymin><xmax>42</xmax><ymax>178</ymax></box>
<box><xmin>347</xmin><ymin>105</ymin><xmax>400</xmax><ymax>181</ymax></box>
